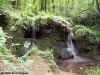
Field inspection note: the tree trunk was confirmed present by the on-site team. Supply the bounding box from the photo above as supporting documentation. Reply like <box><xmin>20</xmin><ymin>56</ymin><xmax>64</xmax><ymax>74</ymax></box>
<box><xmin>41</xmin><ymin>0</ymin><xmax>43</xmax><ymax>10</ymax></box>
<box><xmin>44</xmin><ymin>0</ymin><xmax>47</xmax><ymax>11</ymax></box>
<box><xmin>41</xmin><ymin>0</ymin><xmax>47</xmax><ymax>11</ymax></box>
<box><xmin>96</xmin><ymin>0</ymin><xmax>100</xmax><ymax>14</ymax></box>
<box><xmin>52</xmin><ymin>0</ymin><xmax>55</xmax><ymax>12</ymax></box>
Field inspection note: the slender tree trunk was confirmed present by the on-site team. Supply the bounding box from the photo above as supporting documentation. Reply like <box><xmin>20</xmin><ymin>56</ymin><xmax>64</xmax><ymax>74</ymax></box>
<box><xmin>41</xmin><ymin>0</ymin><xmax>44</xmax><ymax>10</ymax></box>
<box><xmin>64</xmin><ymin>0</ymin><xmax>66</xmax><ymax>14</ymax></box>
<box><xmin>52</xmin><ymin>0</ymin><xmax>55</xmax><ymax>12</ymax></box>
<box><xmin>67</xmin><ymin>0</ymin><xmax>70</xmax><ymax>4</ymax></box>
<box><xmin>47</xmin><ymin>0</ymin><xmax>50</xmax><ymax>11</ymax></box>
<box><xmin>33</xmin><ymin>0</ymin><xmax>36</xmax><ymax>4</ymax></box>
<box><xmin>41</xmin><ymin>0</ymin><xmax>47</xmax><ymax>11</ymax></box>
<box><xmin>96</xmin><ymin>0</ymin><xmax>100</xmax><ymax>14</ymax></box>
<box><xmin>91</xmin><ymin>0</ymin><xmax>95</xmax><ymax>10</ymax></box>
<box><xmin>44</xmin><ymin>0</ymin><xmax>47</xmax><ymax>11</ymax></box>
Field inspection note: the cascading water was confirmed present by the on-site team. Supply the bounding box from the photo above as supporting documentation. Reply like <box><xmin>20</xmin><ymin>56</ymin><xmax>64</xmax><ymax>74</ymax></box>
<box><xmin>30</xmin><ymin>25</ymin><xmax>36</xmax><ymax>46</ymax></box>
<box><xmin>29</xmin><ymin>25</ymin><xmax>36</xmax><ymax>48</ymax></box>
<box><xmin>67</xmin><ymin>31</ymin><xmax>76</xmax><ymax>56</ymax></box>
<box><xmin>24</xmin><ymin>25</ymin><xmax>36</xmax><ymax>53</ymax></box>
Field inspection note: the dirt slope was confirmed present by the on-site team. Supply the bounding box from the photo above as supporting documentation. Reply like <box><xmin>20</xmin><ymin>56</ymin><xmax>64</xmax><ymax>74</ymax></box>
<box><xmin>0</xmin><ymin>56</ymin><xmax>78</xmax><ymax>75</ymax></box>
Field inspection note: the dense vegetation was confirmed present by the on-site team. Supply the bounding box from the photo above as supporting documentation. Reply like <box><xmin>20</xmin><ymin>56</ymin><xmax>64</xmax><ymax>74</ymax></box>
<box><xmin>0</xmin><ymin>0</ymin><xmax>100</xmax><ymax>75</ymax></box>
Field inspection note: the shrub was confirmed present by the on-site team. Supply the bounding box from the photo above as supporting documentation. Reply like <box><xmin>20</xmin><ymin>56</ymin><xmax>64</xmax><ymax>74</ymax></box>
<box><xmin>74</xmin><ymin>25</ymin><xmax>99</xmax><ymax>43</ymax></box>
<box><xmin>38</xmin><ymin>48</ymin><xmax>58</xmax><ymax>70</ymax></box>
<box><xmin>86</xmin><ymin>67</ymin><xmax>100</xmax><ymax>75</ymax></box>
<box><xmin>0</xmin><ymin>27</ymin><xmax>18</xmax><ymax>62</ymax></box>
<box><xmin>73</xmin><ymin>25</ymin><xmax>100</xmax><ymax>55</ymax></box>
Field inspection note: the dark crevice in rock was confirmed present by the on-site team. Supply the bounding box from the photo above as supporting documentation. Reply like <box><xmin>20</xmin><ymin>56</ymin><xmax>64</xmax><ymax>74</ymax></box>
<box><xmin>0</xmin><ymin>14</ymin><xmax>8</xmax><ymax>29</ymax></box>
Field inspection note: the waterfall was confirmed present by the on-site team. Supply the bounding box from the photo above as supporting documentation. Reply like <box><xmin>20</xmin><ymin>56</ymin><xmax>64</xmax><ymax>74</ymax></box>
<box><xmin>28</xmin><ymin>25</ymin><xmax>36</xmax><ymax>49</ymax></box>
<box><xmin>30</xmin><ymin>25</ymin><xmax>36</xmax><ymax>46</ymax></box>
<box><xmin>67</xmin><ymin>31</ymin><xmax>76</xmax><ymax>56</ymax></box>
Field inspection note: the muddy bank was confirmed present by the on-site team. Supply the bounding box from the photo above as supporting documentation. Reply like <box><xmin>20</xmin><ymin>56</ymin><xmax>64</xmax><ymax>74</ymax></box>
<box><xmin>56</xmin><ymin>56</ymin><xmax>100</xmax><ymax>74</ymax></box>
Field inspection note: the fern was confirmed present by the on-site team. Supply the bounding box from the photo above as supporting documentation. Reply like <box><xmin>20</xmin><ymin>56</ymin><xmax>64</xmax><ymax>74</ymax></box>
<box><xmin>38</xmin><ymin>48</ymin><xmax>57</xmax><ymax>70</ymax></box>
<box><xmin>74</xmin><ymin>25</ymin><xmax>100</xmax><ymax>43</ymax></box>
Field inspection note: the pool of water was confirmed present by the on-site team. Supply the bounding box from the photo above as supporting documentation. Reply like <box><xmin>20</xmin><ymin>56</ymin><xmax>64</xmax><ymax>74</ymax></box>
<box><xmin>56</xmin><ymin>55</ymin><xmax>100</xmax><ymax>72</ymax></box>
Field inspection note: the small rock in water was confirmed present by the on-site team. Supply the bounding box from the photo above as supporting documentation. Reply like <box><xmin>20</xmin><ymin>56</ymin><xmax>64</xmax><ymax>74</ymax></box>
<box><xmin>80</xmin><ymin>67</ymin><xmax>83</xmax><ymax>70</ymax></box>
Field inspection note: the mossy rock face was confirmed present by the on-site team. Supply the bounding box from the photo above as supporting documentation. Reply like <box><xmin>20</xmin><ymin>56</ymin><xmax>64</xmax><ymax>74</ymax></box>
<box><xmin>6</xmin><ymin>16</ymin><xmax>75</xmax><ymax>59</ymax></box>
<box><xmin>22</xmin><ymin>17</ymin><xmax>75</xmax><ymax>59</ymax></box>
<box><xmin>23</xmin><ymin>17</ymin><xmax>71</xmax><ymax>43</ymax></box>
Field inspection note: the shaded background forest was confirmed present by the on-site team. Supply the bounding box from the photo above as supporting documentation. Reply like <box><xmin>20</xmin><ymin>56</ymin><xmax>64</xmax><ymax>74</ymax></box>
<box><xmin>1</xmin><ymin>0</ymin><xmax>100</xmax><ymax>55</ymax></box>
<box><xmin>0</xmin><ymin>0</ymin><xmax>100</xmax><ymax>75</ymax></box>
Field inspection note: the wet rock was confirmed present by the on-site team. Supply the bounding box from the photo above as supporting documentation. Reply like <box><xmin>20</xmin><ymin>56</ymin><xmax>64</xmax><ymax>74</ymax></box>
<box><xmin>54</xmin><ymin>47</ymin><xmax>74</xmax><ymax>60</ymax></box>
